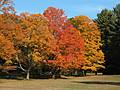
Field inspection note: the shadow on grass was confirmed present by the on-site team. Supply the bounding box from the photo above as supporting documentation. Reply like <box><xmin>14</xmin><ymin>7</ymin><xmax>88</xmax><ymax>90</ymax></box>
<box><xmin>72</xmin><ymin>81</ymin><xmax>120</xmax><ymax>86</ymax></box>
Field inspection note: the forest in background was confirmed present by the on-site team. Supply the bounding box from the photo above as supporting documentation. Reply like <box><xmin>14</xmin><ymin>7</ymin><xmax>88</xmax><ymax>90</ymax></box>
<box><xmin>0</xmin><ymin>0</ymin><xmax>120</xmax><ymax>80</ymax></box>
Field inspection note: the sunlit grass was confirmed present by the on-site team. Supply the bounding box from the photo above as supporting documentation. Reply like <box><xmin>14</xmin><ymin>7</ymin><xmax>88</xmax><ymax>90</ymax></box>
<box><xmin>0</xmin><ymin>75</ymin><xmax>120</xmax><ymax>90</ymax></box>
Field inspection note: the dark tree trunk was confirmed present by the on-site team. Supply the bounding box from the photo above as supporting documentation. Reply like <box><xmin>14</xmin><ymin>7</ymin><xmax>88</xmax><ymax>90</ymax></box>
<box><xmin>95</xmin><ymin>71</ymin><xmax>97</xmax><ymax>75</ymax></box>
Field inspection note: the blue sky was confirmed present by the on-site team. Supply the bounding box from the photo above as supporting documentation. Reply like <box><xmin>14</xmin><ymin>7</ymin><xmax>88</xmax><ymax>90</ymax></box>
<box><xmin>14</xmin><ymin>0</ymin><xmax>120</xmax><ymax>19</ymax></box>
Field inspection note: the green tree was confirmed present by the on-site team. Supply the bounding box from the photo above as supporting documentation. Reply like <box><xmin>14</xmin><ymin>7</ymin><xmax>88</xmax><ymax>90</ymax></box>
<box><xmin>96</xmin><ymin>4</ymin><xmax>120</xmax><ymax>74</ymax></box>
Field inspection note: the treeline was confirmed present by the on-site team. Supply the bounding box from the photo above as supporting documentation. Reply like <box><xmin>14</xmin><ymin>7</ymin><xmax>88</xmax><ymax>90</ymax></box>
<box><xmin>0</xmin><ymin>0</ymin><xmax>119</xmax><ymax>79</ymax></box>
<box><xmin>96</xmin><ymin>4</ymin><xmax>120</xmax><ymax>75</ymax></box>
<box><xmin>0</xmin><ymin>0</ymin><xmax>104</xmax><ymax>79</ymax></box>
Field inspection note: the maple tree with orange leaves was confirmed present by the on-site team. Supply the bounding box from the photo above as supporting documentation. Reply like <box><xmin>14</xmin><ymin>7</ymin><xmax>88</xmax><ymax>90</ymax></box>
<box><xmin>70</xmin><ymin>16</ymin><xmax>105</xmax><ymax>73</ymax></box>
<box><xmin>44</xmin><ymin>7</ymin><xmax>85</xmax><ymax>73</ymax></box>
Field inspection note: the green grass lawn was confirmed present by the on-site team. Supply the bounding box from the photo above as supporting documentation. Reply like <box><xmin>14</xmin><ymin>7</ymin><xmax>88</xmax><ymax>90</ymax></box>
<box><xmin>0</xmin><ymin>75</ymin><xmax>120</xmax><ymax>90</ymax></box>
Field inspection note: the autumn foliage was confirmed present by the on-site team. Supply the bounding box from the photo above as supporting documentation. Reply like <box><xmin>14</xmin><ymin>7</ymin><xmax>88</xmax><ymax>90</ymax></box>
<box><xmin>44</xmin><ymin>7</ymin><xmax>85</xmax><ymax>70</ymax></box>
<box><xmin>0</xmin><ymin>4</ymin><xmax>105</xmax><ymax>79</ymax></box>
<box><xmin>70</xmin><ymin>16</ymin><xmax>104</xmax><ymax>71</ymax></box>
<box><xmin>0</xmin><ymin>0</ymin><xmax>15</xmax><ymax>14</ymax></box>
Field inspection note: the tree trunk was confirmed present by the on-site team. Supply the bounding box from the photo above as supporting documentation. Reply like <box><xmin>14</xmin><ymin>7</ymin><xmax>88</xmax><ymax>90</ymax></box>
<box><xmin>75</xmin><ymin>70</ymin><xmax>78</xmax><ymax>76</ymax></box>
<box><xmin>95</xmin><ymin>71</ymin><xmax>97</xmax><ymax>75</ymax></box>
<box><xmin>26</xmin><ymin>70</ymin><xmax>30</xmax><ymax>80</ymax></box>
<box><xmin>83</xmin><ymin>70</ymin><xmax>86</xmax><ymax>76</ymax></box>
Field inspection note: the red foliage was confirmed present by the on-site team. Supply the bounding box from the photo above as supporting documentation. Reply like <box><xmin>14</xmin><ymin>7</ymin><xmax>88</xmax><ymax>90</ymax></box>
<box><xmin>44</xmin><ymin>7</ymin><xmax>72</xmax><ymax>38</ymax></box>
<box><xmin>44</xmin><ymin>7</ymin><xmax>85</xmax><ymax>69</ymax></box>
<box><xmin>55</xmin><ymin>28</ymin><xmax>85</xmax><ymax>69</ymax></box>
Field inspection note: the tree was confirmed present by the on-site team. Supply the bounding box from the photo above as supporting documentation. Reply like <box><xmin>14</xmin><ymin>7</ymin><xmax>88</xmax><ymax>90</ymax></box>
<box><xmin>0</xmin><ymin>13</ymin><xmax>26</xmax><ymax>77</ymax></box>
<box><xmin>0</xmin><ymin>0</ymin><xmax>15</xmax><ymax>14</ymax></box>
<box><xmin>44</xmin><ymin>7</ymin><xmax>85</xmax><ymax>74</ymax></box>
<box><xmin>96</xmin><ymin>4</ymin><xmax>120</xmax><ymax>74</ymax></box>
<box><xmin>55</xmin><ymin>27</ymin><xmax>85</xmax><ymax>70</ymax></box>
<box><xmin>0</xmin><ymin>14</ymin><xmax>23</xmax><ymax>64</ymax></box>
<box><xmin>70</xmin><ymin>16</ymin><xmax>104</xmax><ymax>73</ymax></box>
<box><xmin>15</xmin><ymin>13</ymin><xmax>56</xmax><ymax>79</ymax></box>
<box><xmin>0</xmin><ymin>13</ymin><xmax>56</xmax><ymax>79</ymax></box>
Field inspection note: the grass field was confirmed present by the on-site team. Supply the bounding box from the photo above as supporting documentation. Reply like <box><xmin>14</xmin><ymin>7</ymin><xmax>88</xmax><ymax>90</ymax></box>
<box><xmin>0</xmin><ymin>75</ymin><xmax>120</xmax><ymax>90</ymax></box>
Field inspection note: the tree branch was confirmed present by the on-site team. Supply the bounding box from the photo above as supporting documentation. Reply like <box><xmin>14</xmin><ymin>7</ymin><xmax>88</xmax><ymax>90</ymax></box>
<box><xmin>15</xmin><ymin>55</ymin><xmax>27</xmax><ymax>72</ymax></box>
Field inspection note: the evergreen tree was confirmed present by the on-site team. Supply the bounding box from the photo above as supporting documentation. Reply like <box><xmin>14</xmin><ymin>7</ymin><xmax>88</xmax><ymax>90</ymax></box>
<box><xmin>96</xmin><ymin>4</ymin><xmax>120</xmax><ymax>74</ymax></box>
